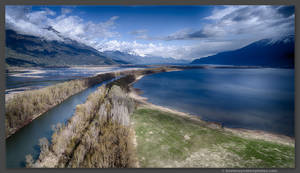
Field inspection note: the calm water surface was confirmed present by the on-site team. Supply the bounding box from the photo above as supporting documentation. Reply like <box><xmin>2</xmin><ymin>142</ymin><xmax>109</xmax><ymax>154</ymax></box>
<box><xmin>5</xmin><ymin>66</ymin><xmax>141</xmax><ymax>168</ymax></box>
<box><xmin>6</xmin><ymin>78</ymin><xmax>116</xmax><ymax>168</ymax></box>
<box><xmin>6</xmin><ymin>66</ymin><xmax>137</xmax><ymax>94</ymax></box>
<box><xmin>6</xmin><ymin>67</ymin><xmax>294</xmax><ymax>168</ymax></box>
<box><xmin>134</xmin><ymin>68</ymin><xmax>294</xmax><ymax>137</ymax></box>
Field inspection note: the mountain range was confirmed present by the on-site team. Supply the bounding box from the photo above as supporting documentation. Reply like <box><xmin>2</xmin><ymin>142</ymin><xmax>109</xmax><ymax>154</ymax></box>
<box><xmin>5</xmin><ymin>29</ymin><xmax>118</xmax><ymax>67</ymax></box>
<box><xmin>6</xmin><ymin>27</ymin><xmax>294</xmax><ymax>68</ymax></box>
<box><xmin>191</xmin><ymin>35</ymin><xmax>294</xmax><ymax>68</ymax></box>
<box><xmin>101</xmin><ymin>50</ymin><xmax>188</xmax><ymax>65</ymax></box>
<box><xmin>5</xmin><ymin>28</ymin><xmax>188</xmax><ymax>67</ymax></box>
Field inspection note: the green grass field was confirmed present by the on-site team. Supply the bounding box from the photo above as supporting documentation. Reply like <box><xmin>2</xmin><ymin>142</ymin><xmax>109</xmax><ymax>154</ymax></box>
<box><xmin>131</xmin><ymin>108</ymin><xmax>295</xmax><ymax>168</ymax></box>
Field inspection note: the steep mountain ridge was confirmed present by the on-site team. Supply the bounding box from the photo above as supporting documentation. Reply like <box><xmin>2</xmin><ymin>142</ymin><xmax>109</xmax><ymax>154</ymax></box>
<box><xmin>5</xmin><ymin>29</ymin><xmax>119</xmax><ymax>67</ymax></box>
<box><xmin>191</xmin><ymin>36</ymin><xmax>294</xmax><ymax>68</ymax></box>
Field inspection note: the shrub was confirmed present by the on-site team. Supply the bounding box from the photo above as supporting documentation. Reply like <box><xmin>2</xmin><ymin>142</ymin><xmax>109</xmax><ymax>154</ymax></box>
<box><xmin>5</xmin><ymin>72</ymin><xmax>117</xmax><ymax>138</ymax></box>
<box><xmin>30</xmin><ymin>78</ymin><xmax>138</xmax><ymax>168</ymax></box>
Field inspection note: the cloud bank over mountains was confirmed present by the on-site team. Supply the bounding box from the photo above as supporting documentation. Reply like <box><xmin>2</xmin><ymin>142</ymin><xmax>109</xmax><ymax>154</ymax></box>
<box><xmin>5</xmin><ymin>5</ymin><xmax>294</xmax><ymax>60</ymax></box>
<box><xmin>6</xmin><ymin>6</ymin><xmax>120</xmax><ymax>45</ymax></box>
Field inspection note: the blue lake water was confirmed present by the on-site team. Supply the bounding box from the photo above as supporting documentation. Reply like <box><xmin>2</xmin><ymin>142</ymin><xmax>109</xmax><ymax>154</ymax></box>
<box><xmin>6</xmin><ymin>66</ymin><xmax>137</xmax><ymax>94</ymax></box>
<box><xmin>133</xmin><ymin>68</ymin><xmax>294</xmax><ymax>137</ymax></box>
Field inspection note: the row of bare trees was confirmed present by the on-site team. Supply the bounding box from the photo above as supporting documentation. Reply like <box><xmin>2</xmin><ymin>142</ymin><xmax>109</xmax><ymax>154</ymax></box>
<box><xmin>6</xmin><ymin>67</ymin><xmax>170</xmax><ymax>138</ymax></box>
<box><xmin>26</xmin><ymin>77</ymin><xmax>138</xmax><ymax>167</ymax></box>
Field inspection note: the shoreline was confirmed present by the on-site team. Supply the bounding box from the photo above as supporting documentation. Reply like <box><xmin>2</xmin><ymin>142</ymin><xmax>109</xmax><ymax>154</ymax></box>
<box><xmin>5</xmin><ymin>71</ymin><xmax>118</xmax><ymax>139</ymax></box>
<box><xmin>6</xmin><ymin>69</ymin><xmax>294</xmax><ymax>168</ymax></box>
<box><xmin>6</xmin><ymin>101</ymin><xmax>61</xmax><ymax>139</ymax></box>
<box><xmin>129</xmin><ymin>74</ymin><xmax>294</xmax><ymax>147</ymax></box>
<box><xmin>5</xmin><ymin>67</ymin><xmax>174</xmax><ymax>139</ymax></box>
<box><xmin>6</xmin><ymin>67</ymin><xmax>294</xmax><ymax>144</ymax></box>
<box><xmin>5</xmin><ymin>67</ymin><xmax>145</xmax><ymax>102</ymax></box>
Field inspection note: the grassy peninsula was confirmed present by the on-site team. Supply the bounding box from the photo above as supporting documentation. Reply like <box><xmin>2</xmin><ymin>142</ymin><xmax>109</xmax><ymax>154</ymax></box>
<box><xmin>131</xmin><ymin>108</ymin><xmax>294</xmax><ymax>168</ymax></box>
<box><xmin>24</xmin><ymin>72</ymin><xmax>295</xmax><ymax>168</ymax></box>
<box><xmin>129</xmin><ymin>75</ymin><xmax>294</xmax><ymax>168</ymax></box>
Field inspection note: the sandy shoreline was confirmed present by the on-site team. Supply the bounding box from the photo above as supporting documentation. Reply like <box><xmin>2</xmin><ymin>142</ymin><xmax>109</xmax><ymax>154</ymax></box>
<box><xmin>129</xmin><ymin>74</ymin><xmax>295</xmax><ymax>147</ymax></box>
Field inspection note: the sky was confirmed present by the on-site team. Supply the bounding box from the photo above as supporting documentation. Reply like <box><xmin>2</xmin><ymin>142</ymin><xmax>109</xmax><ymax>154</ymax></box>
<box><xmin>5</xmin><ymin>5</ymin><xmax>295</xmax><ymax>60</ymax></box>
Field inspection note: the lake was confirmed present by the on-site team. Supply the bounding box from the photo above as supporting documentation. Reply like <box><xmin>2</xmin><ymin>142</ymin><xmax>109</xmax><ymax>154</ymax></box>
<box><xmin>133</xmin><ymin>68</ymin><xmax>294</xmax><ymax>137</ymax></box>
<box><xmin>6</xmin><ymin>66</ymin><xmax>140</xmax><ymax>95</ymax></box>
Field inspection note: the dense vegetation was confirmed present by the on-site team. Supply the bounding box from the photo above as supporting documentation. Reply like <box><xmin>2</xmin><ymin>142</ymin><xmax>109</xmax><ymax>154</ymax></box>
<box><xmin>24</xmin><ymin>70</ymin><xmax>172</xmax><ymax>168</ymax></box>
<box><xmin>5</xmin><ymin>67</ymin><xmax>171</xmax><ymax>138</ymax></box>
<box><xmin>27</xmin><ymin>81</ymin><xmax>137</xmax><ymax>168</ymax></box>
<box><xmin>132</xmin><ymin>108</ymin><xmax>295</xmax><ymax>168</ymax></box>
<box><xmin>5</xmin><ymin>72</ymin><xmax>117</xmax><ymax>138</ymax></box>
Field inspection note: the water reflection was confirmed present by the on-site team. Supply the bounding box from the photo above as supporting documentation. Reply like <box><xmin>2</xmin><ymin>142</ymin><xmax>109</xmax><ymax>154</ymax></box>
<box><xmin>133</xmin><ymin>68</ymin><xmax>294</xmax><ymax>137</ymax></box>
<box><xmin>6</xmin><ymin>81</ymin><xmax>106</xmax><ymax>168</ymax></box>
<box><xmin>6</xmin><ymin>66</ymin><xmax>137</xmax><ymax>94</ymax></box>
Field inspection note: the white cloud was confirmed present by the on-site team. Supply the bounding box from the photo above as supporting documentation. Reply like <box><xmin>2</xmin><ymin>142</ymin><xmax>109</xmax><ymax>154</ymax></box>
<box><xmin>121</xmin><ymin>5</ymin><xmax>294</xmax><ymax>60</ymax></box>
<box><xmin>204</xmin><ymin>6</ymin><xmax>243</xmax><ymax>20</ymax></box>
<box><xmin>163</xmin><ymin>5</ymin><xmax>294</xmax><ymax>41</ymax></box>
<box><xmin>206</xmin><ymin>5</ymin><xmax>294</xmax><ymax>40</ymax></box>
<box><xmin>95</xmin><ymin>40</ymin><xmax>179</xmax><ymax>58</ymax></box>
<box><xmin>5</xmin><ymin>5</ymin><xmax>294</xmax><ymax>61</ymax></box>
<box><xmin>6</xmin><ymin>6</ymin><xmax>63</xmax><ymax>41</ymax></box>
<box><xmin>94</xmin><ymin>39</ymin><xmax>245</xmax><ymax>60</ymax></box>
<box><xmin>5</xmin><ymin>6</ymin><xmax>120</xmax><ymax>46</ymax></box>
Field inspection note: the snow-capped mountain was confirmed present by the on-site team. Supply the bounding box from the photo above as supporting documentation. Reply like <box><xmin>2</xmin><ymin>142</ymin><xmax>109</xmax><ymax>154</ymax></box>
<box><xmin>191</xmin><ymin>35</ymin><xmax>294</xmax><ymax>68</ymax></box>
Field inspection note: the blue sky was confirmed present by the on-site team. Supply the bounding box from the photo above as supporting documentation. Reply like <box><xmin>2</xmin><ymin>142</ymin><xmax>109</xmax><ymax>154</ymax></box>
<box><xmin>29</xmin><ymin>6</ymin><xmax>213</xmax><ymax>44</ymax></box>
<box><xmin>6</xmin><ymin>5</ymin><xmax>294</xmax><ymax>60</ymax></box>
